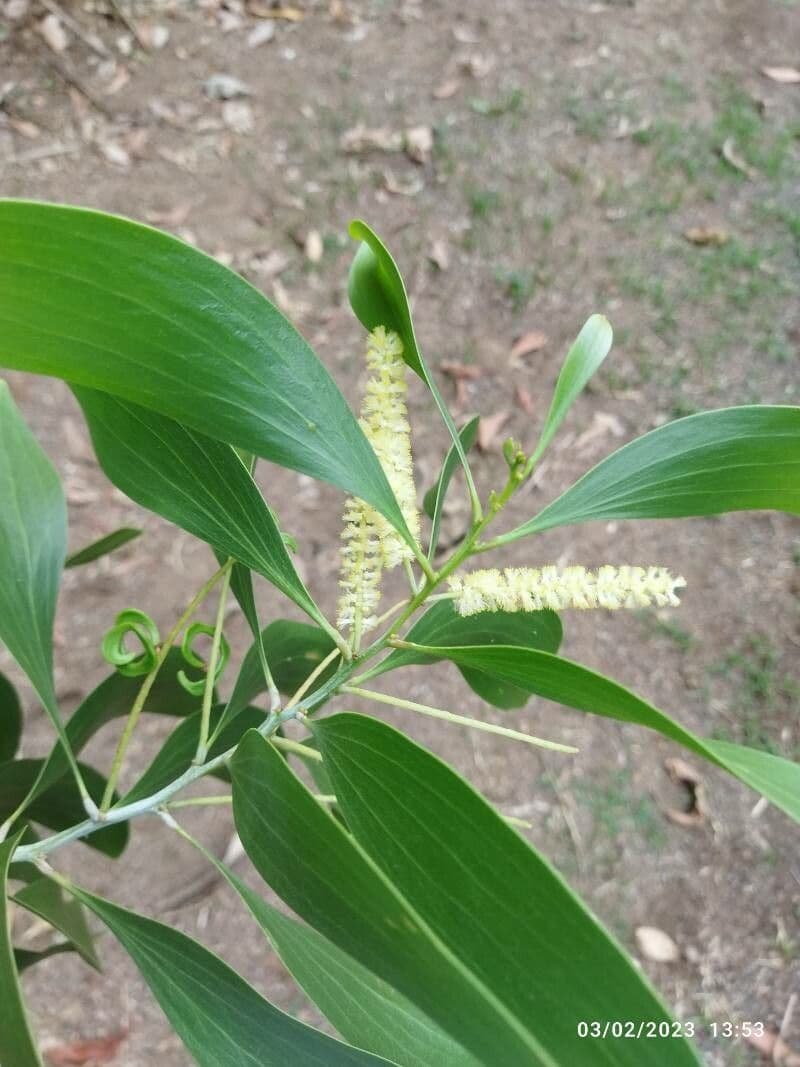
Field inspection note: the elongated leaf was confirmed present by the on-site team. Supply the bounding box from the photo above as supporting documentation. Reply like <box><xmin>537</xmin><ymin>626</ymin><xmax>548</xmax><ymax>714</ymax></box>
<box><xmin>410</xmin><ymin>643</ymin><xmax>800</xmax><ymax>823</ymax></box>
<box><xmin>74</xmin><ymin>388</ymin><xmax>332</xmax><ymax>632</ymax></box>
<box><xmin>348</xmin><ymin>221</ymin><xmax>476</xmax><ymax>502</ymax></box>
<box><xmin>368</xmin><ymin>601</ymin><xmax>562</xmax><ymax>709</ymax></box>
<box><xmin>206</xmin><ymin>854</ymin><xmax>480</xmax><ymax>1067</ymax></box>
<box><xmin>65</xmin><ymin>527</ymin><xmax>141</xmax><ymax>567</ymax></box>
<box><xmin>313</xmin><ymin>714</ymin><xmax>702</xmax><ymax>1067</ymax></box>
<box><xmin>0</xmin><ymin>760</ymin><xmax>128</xmax><ymax>856</ymax></box>
<box><xmin>530</xmin><ymin>315</ymin><xmax>613</xmax><ymax>464</ymax></box>
<box><xmin>0</xmin><ymin>671</ymin><xmax>22</xmax><ymax>761</ymax></box>
<box><xmin>423</xmin><ymin>416</ymin><xmax>479</xmax><ymax>559</ymax></box>
<box><xmin>15</xmin><ymin>942</ymin><xmax>73</xmax><ymax>972</ymax></box>
<box><xmin>70</xmin><ymin>886</ymin><xmax>393</xmax><ymax>1067</ymax></box>
<box><xmin>0</xmin><ymin>381</ymin><xmax>66</xmax><ymax>729</ymax></box>
<box><xmin>224</xmin><ymin>621</ymin><xmax>338</xmax><ymax>725</ymax></box>
<box><xmin>505</xmin><ymin>405</ymin><xmax>800</xmax><ymax>540</ymax></box>
<box><xmin>0</xmin><ymin>832</ymin><xmax>43</xmax><ymax>1067</ymax></box>
<box><xmin>13</xmin><ymin>875</ymin><xmax>99</xmax><ymax>970</ymax></box>
<box><xmin>234</xmin><ymin>733</ymin><xmax>575</xmax><ymax>1065</ymax></box>
<box><xmin>0</xmin><ymin>199</ymin><xmax>408</xmax><ymax>536</ymax></box>
<box><xmin>121</xmin><ymin>705</ymin><xmax>263</xmax><ymax>804</ymax></box>
<box><xmin>22</xmin><ymin>650</ymin><xmax>202</xmax><ymax>812</ymax></box>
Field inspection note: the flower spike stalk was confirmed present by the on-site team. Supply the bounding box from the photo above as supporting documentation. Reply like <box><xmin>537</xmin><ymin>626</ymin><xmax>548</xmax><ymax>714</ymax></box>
<box><xmin>337</xmin><ymin>326</ymin><xmax>422</xmax><ymax>647</ymax></box>
<box><xmin>449</xmin><ymin>565</ymin><xmax>686</xmax><ymax>615</ymax></box>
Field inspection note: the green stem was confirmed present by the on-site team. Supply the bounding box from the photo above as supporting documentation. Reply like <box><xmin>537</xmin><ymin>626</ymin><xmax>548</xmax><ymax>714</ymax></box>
<box><xmin>342</xmin><ymin>685</ymin><xmax>577</xmax><ymax>753</ymax></box>
<box><xmin>194</xmin><ymin>564</ymin><xmax>233</xmax><ymax>765</ymax></box>
<box><xmin>270</xmin><ymin>736</ymin><xmax>323</xmax><ymax>763</ymax></box>
<box><xmin>285</xmin><ymin>647</ymin><xmax>342</xmax><ymax>711</ymax></box>
<box><xmin>100</xmin><ymin>563</ymin><xmax>230</xmax><ymax>813</ymax></box>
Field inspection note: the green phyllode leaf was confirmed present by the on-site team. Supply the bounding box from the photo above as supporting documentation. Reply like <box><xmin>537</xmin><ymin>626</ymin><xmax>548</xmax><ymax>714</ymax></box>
<box><xmin>65</xmin><ymin>527</ymin><xmax>141</xmax><ymax>568</ymax></box>
<box><xmin>0</xmin><ymin>199</ymin><xmax>409</xmax><ymax>539</ymax></box>
<box><xmin>0</xmin><ymin>672</ymin><xmax>22</xmax><ymax>762</ymax></box>
<box><xmin>0</xmin><ymin>833</ymin><xmax>43</xmax><ymax>1067</ymax></box>
<box><xmin>233</xmin><ymin>727</ymin><xmax>700</xmax><ymax>1066</ymax></box>
<box><xmin>13</xmin><ymin>874</ymin><xmax>100</xmax><ymax>970</ymax></box>
<box><xmin>74</xmin><ymin>388</ymin><xmax>334</xmax><ymax>634</ymax></box>
<box><xmin>70</xmin><ymin>886</ymin><xmax>395</xmax><ymax>1067</ymax></box>
<box><xmin>348</xmin><ymin>220</ymin><xmax>478</xmax><ymax>511</ymax></box>
<box><xmin>423</xmin><ymin>416</ymin><xmax>480</xmax><ymax>559</ymax></box>
<box><xmin>411</xmin><ymin>643</ymin><xmax>800</xmax><ymax>823</ymax></box>
<box><xmin>369</xmin><ymin>600</ymin><xmax>562</xmax><ymax>709</ymax></box>
<box><xmin>505</xmin><ymin>405</ymin><xmax>800</xmax><ymax>541</ymax></box>
<box><xmin>529</xmin><ymin>315</ymin><xmax>613</xmax><ymax>465</ymax></box>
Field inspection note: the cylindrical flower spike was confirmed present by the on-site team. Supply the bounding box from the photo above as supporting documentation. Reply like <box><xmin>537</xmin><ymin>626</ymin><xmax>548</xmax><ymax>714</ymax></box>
<box><xmin>448</xmin><ymin>565</ymin><xmax>686</xmax><ymax>615</ymax></box>
<box><xmin>336</xmin><ymin>498</ymin><xmax>384</xmax><ymax>638</ymax></box>
<box><xmin>359</xmin><ymin>326</ymin><xmax>421</xmax><ymax>568</ymax></box>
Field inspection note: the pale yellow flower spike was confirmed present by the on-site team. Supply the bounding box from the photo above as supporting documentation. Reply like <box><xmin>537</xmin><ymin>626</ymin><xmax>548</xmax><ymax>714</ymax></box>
<box><xmin>336</xmin><ymin>498</ymin><xmax>383</xmax><ymax>640</ymax></box>
<box><xmin>359</xmin><ymin>326</ymin><xmax>421</xmax><ymax>569</ymax></box>
<box><xmin>449</xmin><ymin>566</ymin><xmax>686</xmax><ymax>616</ymax></box>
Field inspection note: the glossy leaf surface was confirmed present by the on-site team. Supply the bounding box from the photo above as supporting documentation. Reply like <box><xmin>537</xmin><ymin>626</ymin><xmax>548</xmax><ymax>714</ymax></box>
<box><xmin>0</xmin><ymin>200</ymin><xmax>407</xmax><ymax>533</ymax></box>
<box><xmin>508</xmin><ymin>405</ymin><xmax>800</xmax><ymax>539</ymax></box>
<box><xmin>75</xmin><ymin>388</ymin><xmax>331</xmax><ymax>630</ymax></box>
<box><xmin>72</xmin><ymin>887</ymin><xmax>394</xmax><ymax>1067</ymax></box>
<box><xmin>13</xmin><ymin>875</ymin><xmax>99</xmax><ymax>970</ymax></box>
<box><xmin>0</xmin><ymin>833</ymin><xmax>42</xmax><ymax>1067</ymax></box>
<box><xmin>414</xmin><ymin>643</ymin><xmax>800</xmax><ymax>823</ymax></box>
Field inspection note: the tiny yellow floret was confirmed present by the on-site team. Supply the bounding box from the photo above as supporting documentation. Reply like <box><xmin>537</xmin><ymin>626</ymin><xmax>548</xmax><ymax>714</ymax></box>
<box><xmin>449</xmin><ymin>565</ymin><xmax>686</xmax><ymax>615</ymax></box>
<box><xmin>359</xmin><ymin>326</ymin><xmax>421</xmax><ymax>568</ymax></box>
<box><xmin>336</xmin><ymin>498</ymin><xmax>383</xmax><ymax>636</ymax></box>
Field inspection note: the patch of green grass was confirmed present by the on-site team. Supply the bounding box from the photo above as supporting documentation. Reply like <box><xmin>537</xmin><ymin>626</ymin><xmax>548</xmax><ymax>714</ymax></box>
<box><xmin>713</xmin><ymin>83</ymin><xmax>800</xmax><ymax>181</ymax></box>
<box><xmin>495</xmin><ymin>267</ymin><xmax>537</xmax><ymax>312</ymax></box>
<box><xmin>470</xmin><ymin>88</ymin><xmax>524</xmax><ymax>118</ymax></box>
<box><xmin>576</xmin><ymin>769</ymin><xmax>666</xmax><ymax>852</ymax></box>
<box><xmin>637</xmin><ymin>611</ymin><xmax>695</xmax><ymax>652</ymax></box>
<box><xmin>468</xmin><ymin>187</ymin><xmax>502</xmax><ymax>219</ymax></box>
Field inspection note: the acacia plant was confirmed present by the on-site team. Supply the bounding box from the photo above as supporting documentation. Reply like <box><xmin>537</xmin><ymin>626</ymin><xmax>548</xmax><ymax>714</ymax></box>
<box><xmin>0</xmin><ymin>200</ymin><xmax>798</xmax><ymax>1067</ymax></box>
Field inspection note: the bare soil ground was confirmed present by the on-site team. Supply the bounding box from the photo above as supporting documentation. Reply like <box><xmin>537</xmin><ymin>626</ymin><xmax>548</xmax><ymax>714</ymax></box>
<box><xmin>1</xmin><ymin>0</ymin><xmax>799</xmax><ymax>1064</ymax></box>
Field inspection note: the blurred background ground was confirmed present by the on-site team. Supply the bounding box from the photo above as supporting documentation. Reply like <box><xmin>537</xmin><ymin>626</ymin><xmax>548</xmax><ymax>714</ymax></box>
<box><xmin>1</xmin><ymin>0</ymin><xmax>799</xmax><ymax>1064</ymax></box>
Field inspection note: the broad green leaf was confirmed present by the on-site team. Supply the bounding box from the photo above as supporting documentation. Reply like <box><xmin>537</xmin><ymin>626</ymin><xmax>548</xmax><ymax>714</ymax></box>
<box><xmin>411</xmin><ymin>643</ymin><xmax>800</xmax><ymax>823</ymax></box>
<box><xmin>0</xmin><ymin>199</ymin><xmax>408</xmax><ymax>537</ymax></box>
<box><xmin>74</xmin><ymin>388</ymin><xmax>333</xmax><ymax>633</ymax></box>
<box><xmin>13</xmin><ymin>876</ymin><xmax>99</xmax><ymax>970</ymax></box>
<box><xmin>505</xmin><ymin>405</ymin><xmax>800</xmax><ymax>541</ymax></box>
<box><xmin>70</xmin><ymin>886</ymin><xmax>394</xmax><ymax>1067</ymax></box>
<box><xmin>15</xmin><ymin>942</ymin><xmax>73</xmax><ymax>972</ymax></box>
<box><xmin>223</xmin><ymin>621</ymin><xmax>338</xmax><ymax>725</ymax></box>
<box><xmin>313</xmin><ymin>714</ymin><xmax>702</xmax><ymax>1067</ymax></box>
<box><xmin>121</xmin><ymin>705</ymin><xmax>263</xmax><ymax>804</ymax></box>
<box><xmin>22</xmin><ymin>650</ymin><xmax>202</xmax><ymax>811</ymax></box>
<box><xmin>530</xmin><ymin>315</ymin><xmax>613</xmax><ymax>464</ymax></box>
<box><xmin>205</xmin><ymin>853</ymin><xmax>480</xmax><ymax>1067</ymax></box>
<box><xmin>0</xmin><ymin>760</ymin><xmax>128</xmax><ymax>856</ymax></box>
<box><xmin>233</xmin><ymin>731</ymin><xmax>567</xmax><ymax>1065</ymax></box>
<box><xmin>0</xmin><ymin>381</ymin><xmax>76</xmax><ymax>773</ymax></box>
<box><xmin>0</xmin><ymin>672</ymin><xmax>22</xmax><ymax>761</ymax></box>
<box><xmin>65</xmin><ymin>526</ymin><xmax>141</xmax><ymax>567</ymax></box>
<box><xmin>0</xmin><ymin>832</ymin><xmax>43</xmax><ymax>1067</ymax></box>
<box><xmin>367</xmin><ymin>600</ymin><xmax>562</xmax><ymax>709</ymax></box>
<box><xmin>423</xmin><ymin>416</ymin><xmax>479</xmax><ymax>559</ymax></box>
<box><xmin>348</xmin><ymin>221</ymin><xmax>476</xmax><ymax>505</ymax></box>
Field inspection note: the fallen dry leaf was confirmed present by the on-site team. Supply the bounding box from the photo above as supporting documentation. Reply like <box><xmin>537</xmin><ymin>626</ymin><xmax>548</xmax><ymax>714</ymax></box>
<box><xmin>510</xmin><ymin>330</ymin><xmax>548</xmax><ymax>362</ymax></box>
<box><xmin>433</xmin><ymin>78</ymin><xmax>460</xmax><ymax>100</ymax></box>
<box><xmin>103</xmin><ymin>65</ymin><xmax>130</xmax><ymax>96</ymax></box>
<box><xmin>9</xmin><ymin>117</ymin><xmax>41</xmax><ymax>139</ymax></box>
<box><xmin>203</xmin><ymin>74</ymin><xmax>251</xmax><ymax>101</ymax></box>
<box><xmin>684</xmin><ymin>226</ymin><xmax>729</xmax><ymax>247</ymax></box>
<box><xmin>428</xmin><ymin>238</ymin><xmax>450</xmax><ymax>271</ymax></box>
<box><xmin>340</xmin><ymin>124</ymin><xmax>403</xmax><ymax>154</ymax></box>
<box><xmin>746</xmin><ymin>1030</ymin><xmax>800</xmax><ymax>1065</ymax></box>
<box><xmin>720</xmin><ymin>136</ymin><xmax>758</xmax><ymax>179</ymax></box>
<box><xmin>135</xmin><ymin>23</ymin><xmax>169</xmax><ymax>50</ymax></box>
<box><xmin>382</xmin><ymin>168</ymin><xmax>424</xmax><ymax>197</ymax></box>
<box><xmin>38</xmin><ymin>13</ymin><xmax>69</xmax><ymax>53</ymax></box>
<box><xmin>98</xmin><ymin>141</ymin><xmax>131</xmax><ymax>168</ymax></box>
<box><xmin>248</xmin><ymin>1</ymin><xmax>304</xmax><ymax>20</ymax></box>
<box><xmin>663</xmin><ymin>757</ymin><xmax>707</xmax><ymax>828</ymax></box>
<box><xmin>305</xmin><ymin>229</ymin><xmax>323</xmax><ymax>263</ymax></box>
<box><xmin>634</xmin><ymin>926</ymin><xmax>679</xmax><ymax>964</ymax></box>
<box><xmin>441</xmin><ymin>361</ymin><xmax>485</xmax><ymax>409</ymax></box>
<box><xmin>574</xmin><ymin>411</ymin><xmax>625</xmax><ymax>454</ymax></box>
<box><xmin>514</xmin><ymin>383</ymin><xmax>535</xmax><ymax>414</ymax></box>
<box><xmin>404</xmin><ymin>124</ymin><xmax>433</xmax><ymax>164</ymax></box>
<box><xmin>477</xmin><ymin>411</ymin><xmax>510</xmax><ymax>452</ymax></box>
<box><xmin>145</xmin><ymin>202</ymin><xmax>194</xmax><ymax>228</ymax></box>
<box><xmin>762</xmin><ymin>66</ymin><xmax>800</xmax><ymax>85</ymax></box>
<box><xmin>44</xmin><ymin>1029</ymin><xmax>127</xmax><ymax>1065</ymax></box>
